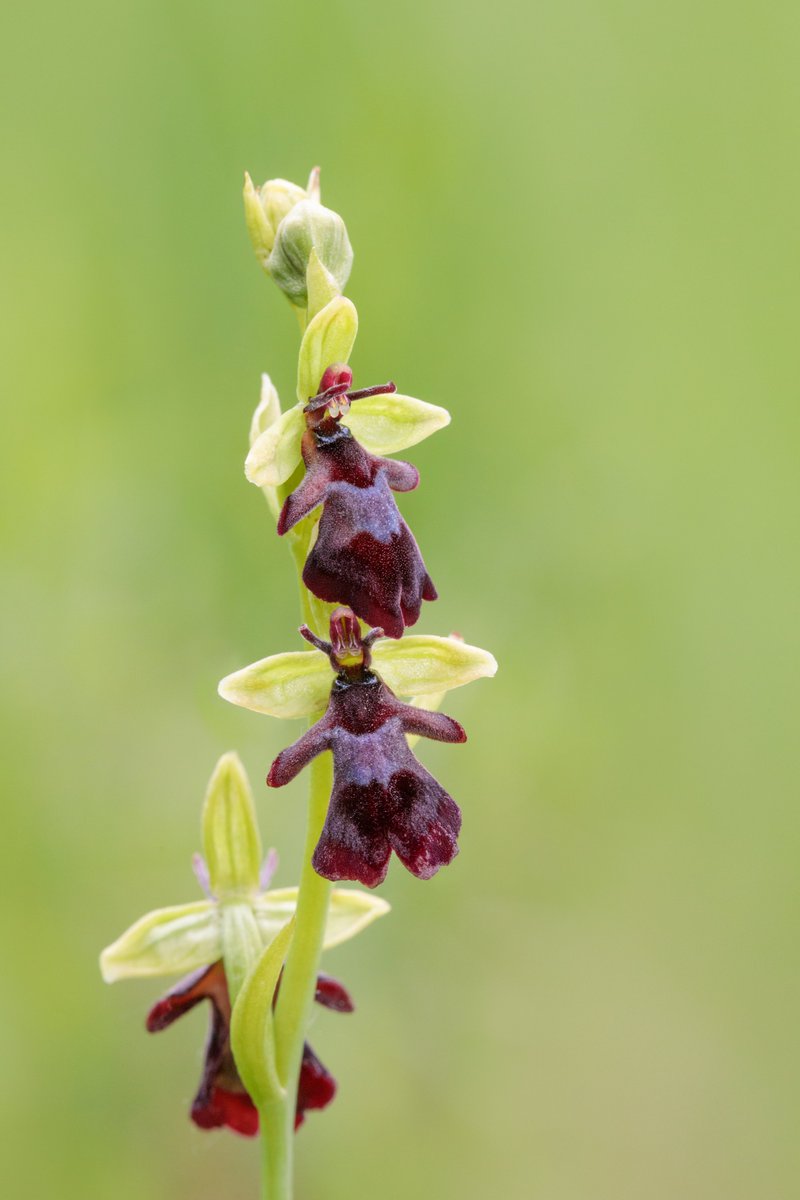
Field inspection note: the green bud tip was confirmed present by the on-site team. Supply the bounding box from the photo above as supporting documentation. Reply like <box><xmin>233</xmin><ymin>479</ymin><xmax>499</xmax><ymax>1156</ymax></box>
<box><xmin>243</xmin><ymin>171</ymin><xmax>308</xmax><ymax>268</ymax></box>
<box><xmin>268</xmin><ymin>198</ymin><xmax>353</xmax><ymax>308</ymax></box>
<box><xmin>202</xmin><ymin>751</ymin><xmax>263</xmax><ymax>899</ymax></box>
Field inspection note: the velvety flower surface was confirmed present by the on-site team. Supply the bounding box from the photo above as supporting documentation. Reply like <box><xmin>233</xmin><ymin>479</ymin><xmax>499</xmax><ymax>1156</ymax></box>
<box><xmin>277</xmin><ymin>365</ymin><xmax>436</xmax><ymax>639</ymax></box>
<box><xmin>268</xmin><ymin>609</ymin><xmax>466</xmax><ymax>888</ymax></box>
<box><xmin>146</xmin><ymin>962</ymin><xmax>353</xmax><ymax>1136</ymax></box>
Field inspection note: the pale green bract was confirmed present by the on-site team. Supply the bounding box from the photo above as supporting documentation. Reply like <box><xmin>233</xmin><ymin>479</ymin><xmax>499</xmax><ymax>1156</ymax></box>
<box><xmin>99</xmin><ymin>885</ymin><xmax>389</xmax><ymax>983</ymax></box>
<box><xmin>230</xmin><ymin>919</ymin><xmax>294</xmax><ymax>1107</ymax></box>
<box><xmin>217</xmin><ymin>634</ymin><xmax>498</xmax><ymax>720</ymax></box>
<box><xmin>306</xmin><ymin>246</ymin><xmax>341</xmax><ymax>322</ymax></box>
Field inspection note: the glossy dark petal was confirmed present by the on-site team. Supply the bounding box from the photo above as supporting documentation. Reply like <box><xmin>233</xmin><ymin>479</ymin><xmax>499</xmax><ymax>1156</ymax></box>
<box><xmin>397</xmin><ymin>708</ymin><xmax>466</xmax><ymax>744</ymax></box>
<box><xmin>147</xmin><ymin>962</ymin><xmax>260</xmax><ymax>1138</ymax></box>
<box><xmin>267</xmin><ymin>717</ymin><xmax>332</xmax><ymax>787</ymax></box>
<box><xmin>380</xmin><ymin>456</ymin><xmax>419</xmax><ymax>492</ymax></box>
<box><xmin>276</xmin><ymin>463</ymin><xmax>329</xmax><ymax>535</ymax></box>
<box><xmin>315</xmin><ymin>973</ymin><xmax>355</xmax><ymax>1012</ymax></box>
<box><xmin>146</xmin><ymin>961</ymin><xmax>228</xmax><ymax>1032</ymax></box>
<box><xmin>295</xmin><ymin>1044</ymin><xmax>337</xmax><ymax>1130</ymax></box>
<box><xmin>192</xmin><ymin>1085</ymin><xmax>259</xmax><ymax>1137</ymax></box>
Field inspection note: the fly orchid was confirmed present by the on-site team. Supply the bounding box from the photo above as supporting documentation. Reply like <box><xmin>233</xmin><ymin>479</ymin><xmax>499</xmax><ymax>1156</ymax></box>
<box><xmin>102</xmin><ymin>167</ymin><xmax>496</xmax><ymax>1200</ymax></box>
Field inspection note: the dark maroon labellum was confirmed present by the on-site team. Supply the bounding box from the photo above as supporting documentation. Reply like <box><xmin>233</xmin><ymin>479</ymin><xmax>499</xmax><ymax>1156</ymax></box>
<box><xmin>277</xmin><ymin>366</ymin><xmax>437</xmax><ymax>639</ymax></box>
<box><xmin>146</xmin><ymin>962</ymin><xmax>353</xmax><ymax>1135</ymax></box>
<box><xmin>268</xmin><ymin>612</ymin><xmax>466</xmax><ymax>888</ymax></box>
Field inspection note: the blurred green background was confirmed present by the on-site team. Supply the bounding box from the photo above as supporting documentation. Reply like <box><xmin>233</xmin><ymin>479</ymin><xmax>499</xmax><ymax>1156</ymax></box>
<box><xmin>2</xmin><ymin>1</ymin><xmax>798</xmax><ymax>1197</ymax></box>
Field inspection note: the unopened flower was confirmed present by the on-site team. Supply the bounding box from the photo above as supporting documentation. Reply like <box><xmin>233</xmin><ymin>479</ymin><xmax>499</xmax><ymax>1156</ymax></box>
<box><xmin>268</xmin><ymin>201</ymin><xmax>353</xmax><ymax>307</ymax></box>
<box><xmin>243</xmin><ymin>167</ymin><xmax>352</xmax><ymax>308</ymax></box>
<box><xmin>147</xmin><ymin>962</ymin><xmax>353</xmax><ymax>1135</ymax></box>
<box><xmin>243</xmin><ymin>173</ymin><xmax>309</xmax><ymax>269</ymax></box>
<box><xmin>275</xmin><ymin>365</ymin><xmax>436</xmax><ymax>638</ymax></box>
<box><xmin>264</xmin><ymin>609</ymin><xmax>471</xmax><ymax>887</ymax></box>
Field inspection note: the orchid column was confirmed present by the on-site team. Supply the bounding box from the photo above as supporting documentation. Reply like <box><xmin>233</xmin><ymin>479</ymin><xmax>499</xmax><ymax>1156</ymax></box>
<box><xmin>100</xmin><ymin>167</ymin><xmax>496</xmax><ymax>1200</ymax></box>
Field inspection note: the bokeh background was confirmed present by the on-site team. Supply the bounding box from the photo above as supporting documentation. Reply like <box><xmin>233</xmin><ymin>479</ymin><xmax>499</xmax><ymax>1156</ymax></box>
<box><xmin>2</xmin><ymin>2</ymin><xmax>798</xmax><ymax>1197</ymax></box>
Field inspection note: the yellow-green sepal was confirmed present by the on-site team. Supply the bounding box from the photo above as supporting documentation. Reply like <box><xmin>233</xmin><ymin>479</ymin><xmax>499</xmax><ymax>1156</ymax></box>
<box><xmin>297</xmin><ymin>296</ymin><xmax>358</xmax><ymax>403</ymax></box>
<box><xmin>253</xmin><ymin>886</ymin><xmax>390</xmax><ymax>948</ymax></box>
<box><xmin>230</xmin><ymin>919</ymin><xmax>295</xmax><ymax>1107</ymax></box>
<box><xmin>347</xmin><ymin>393</ymin><xmax>451</xmax><ymax>455</ymax></box>
<box><xmin>99</xmin><ymin>901</ymin><xmax>219</xmax><ymax>982</ymax></box>
<box><xmin>245</xmin><ymin>404</ymin><xmax>305</xmax><ymax>490</ymax></box>
<box><xmin>249</xmin><ymin>374</ymin><xmax>281</xmax><ymax>445</ymax></box>
<box><xmin>248</xmin><ymin>375</ymin><xmax>283</xmax><ymax>517</ymax></box>
<box><xmin>218</xmin><ymin>650</ymin><xmax>331</xmax><ymax>719</ymax></box>
<box><xmin>202</xmin><ymin>752</ymin><xmax>262</xmax><ymax>899</ymax></box>
<box><xmin>372</xmin><ymin>635</ymin><xmax>498</xmax><ymax>697</ymax></box>
<box><xmin>218</xmin><ymin>635</ymin><xmax>496</xmax><ymax>720</ymax></box>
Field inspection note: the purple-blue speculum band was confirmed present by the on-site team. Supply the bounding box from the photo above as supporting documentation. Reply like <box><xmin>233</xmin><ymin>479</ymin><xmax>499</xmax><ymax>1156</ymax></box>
<box><xmin>277</xmin><ymin>365</ymin><xmax>437</xmax><ymax>640</ymax></box>
<box><xmin>268</xmin><ymin>607</ymin><xmax>467</xmax><ymax>889</ymax></box>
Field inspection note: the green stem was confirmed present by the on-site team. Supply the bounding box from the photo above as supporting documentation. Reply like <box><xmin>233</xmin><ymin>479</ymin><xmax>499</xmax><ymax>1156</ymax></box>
<box><xmin>259</xmin><ymin>1095</ymin><xmax>293</xmax><ymax>1200</ymax></box>
<box><xmin>274</xmin><ymin>752</ymin><xmax>334</xmax><ymax>1078</ymax></box>
<box><xmin>258</xmin><ymin>301</ymin><xmax>334</xmax><ymax>1199</ymax></box>
<box><xmin>260</xmin><ymin>749</ymin><xmax>333</xmax><ymax>1199</ymax></box>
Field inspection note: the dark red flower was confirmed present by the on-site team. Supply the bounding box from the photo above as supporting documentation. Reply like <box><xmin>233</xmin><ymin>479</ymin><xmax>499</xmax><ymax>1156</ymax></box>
<box><xmin>267</xmin><ymin>608</ymin><xmax>466</xmax><ymax>888</ymax></box>
<box><xmin>277</xmin><ymin>364</ymin><xmax>437</xmax><ymax>639</ymax></box>
<box><xmin>146</xmin><ymin>962</ymin><xmax>353</xmax><ymax>1135</ymax></box>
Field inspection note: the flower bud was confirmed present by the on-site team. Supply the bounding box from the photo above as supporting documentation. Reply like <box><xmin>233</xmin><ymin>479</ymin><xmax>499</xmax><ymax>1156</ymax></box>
<box><xmin>268</xmin><ymin>200</ymin><xmax>353</xmax><ymax>307</ymax></box>
<box><xmin>243</xmin><ymin>172</ymin><xmax>308</xmax><ymax>268</ymax></box>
